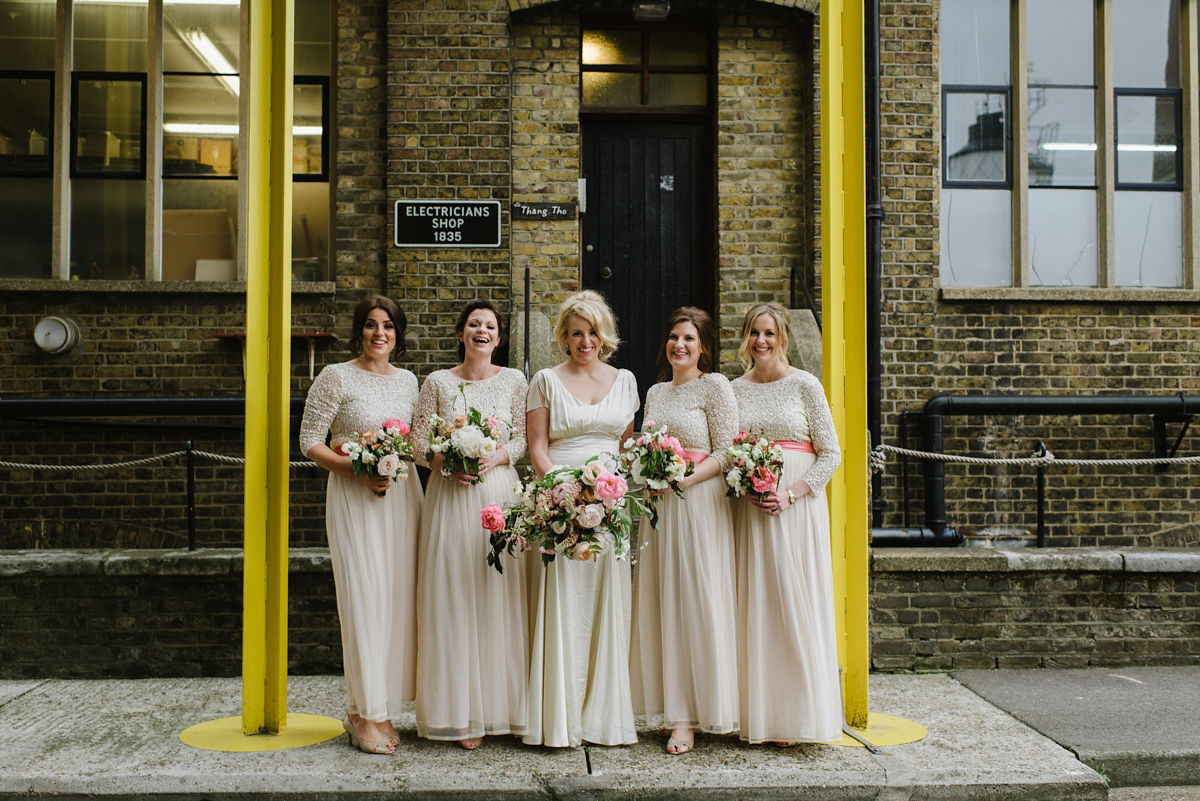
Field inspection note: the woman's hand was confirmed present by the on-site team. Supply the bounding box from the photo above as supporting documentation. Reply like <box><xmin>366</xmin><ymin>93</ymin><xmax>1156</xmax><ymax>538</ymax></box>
<box><xmin>751</xmin><ymin>481</ymin><xmax>812</xmax><ymax>516</ymax></box>
<box><xmin>356</xmin><ymin>468</ymin><xmax>391</xmax><ymax>496</ymax></box>
<box><xmin>475</xmin><ymin>447</ymin><xmax>510</xmax><ymax>478</ymax></box>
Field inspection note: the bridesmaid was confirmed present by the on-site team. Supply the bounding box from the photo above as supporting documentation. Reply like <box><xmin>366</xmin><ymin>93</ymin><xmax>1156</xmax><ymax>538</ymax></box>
<box><xmin>730</xmin><ymin>300</ymin><xmax>842</xmax><ymax>746</ymax></box>
<box><xmin>298</xmin><ymin>296</ymin><xmax>422</xmax><ymax>754</ymax></box>
<box><xmin>630</xmin><ymin>307</ymin><xmax>739</xmax><ymax>755</ymax></box>
<box><xmin>413</xmin><ymin>300</ymin><xmax>529</xmax><ymax>749</ymax></box>
<box><xmin>524</xmin><ymin>289</ymin><xmax>640</xmax><ymax>748</ymax></box>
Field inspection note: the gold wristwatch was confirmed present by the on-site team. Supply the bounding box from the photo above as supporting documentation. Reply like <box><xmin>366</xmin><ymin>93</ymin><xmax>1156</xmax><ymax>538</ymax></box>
<box><xmin>786</xmin><ymin>488</ymin><xmax>797</xmax><ymax>505</ymax></box>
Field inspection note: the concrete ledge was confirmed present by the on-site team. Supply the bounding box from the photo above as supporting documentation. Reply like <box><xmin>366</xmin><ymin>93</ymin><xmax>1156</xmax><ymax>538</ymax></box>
<box><xmin>0</xmin><ymin>547</ymin><xmax>334</xmax><ymax>577</ymax></box>
<box><xmin>872</xmin><ymin>546</ymin><xmax>1200</xmax><ymax>574</ymax></box>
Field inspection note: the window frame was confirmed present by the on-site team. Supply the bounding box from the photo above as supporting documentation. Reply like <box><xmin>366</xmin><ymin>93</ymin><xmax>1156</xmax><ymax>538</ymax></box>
<box><xmin>941</xmin><ymin>85</ymin><xmax>1013</xmax><ymax>189</ymax></box>
<box><xmin>1113</xmin><ymin>86</ymin><xmax>1184</xmax><ymax>191</ymax></box>
<box><xmin>69</xmin><ymin>71</ymin><xmax>148</xmax><ymax>181</ymax></box>
<box><xmin>0</xmin><ymin>70</ymin><xmax>55</xmax><ymax>177</ymax></box>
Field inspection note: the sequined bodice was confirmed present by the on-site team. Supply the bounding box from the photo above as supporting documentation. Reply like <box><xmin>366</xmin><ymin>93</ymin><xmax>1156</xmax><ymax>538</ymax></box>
<box><xmin>643</xmin><ymin>372</ymin><xmax>739</xmax><ymax>470</ymax></box>
<box><xmin>731</xmin><ymin>369</ymin><xmax>841</xmax><ymax>493</ymax></box>
<box><xmin>412</xmin><ymin>367</ymin><xmax>529</xmax><ymax>467</ymax></box>
<box><xmin>299</xmin><ymin>361</ymin><xmax>420</xmax><ymax>456</ymax></box>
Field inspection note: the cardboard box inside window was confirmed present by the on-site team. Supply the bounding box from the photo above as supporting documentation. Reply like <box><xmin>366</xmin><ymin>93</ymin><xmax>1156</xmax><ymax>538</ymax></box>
<box><xmin>162</xmin><ymin>209</ymin><xmax>234</xmax><ymax>281</ymax></box>
<box><xmin>199</xmin><ymin>138</ymin><xmax>233</xmax><ymax>174</ymax></box>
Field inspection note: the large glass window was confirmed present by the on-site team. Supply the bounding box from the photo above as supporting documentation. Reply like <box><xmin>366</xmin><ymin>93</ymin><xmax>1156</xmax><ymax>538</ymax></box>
<box><xmin>941</xmin><ymin>0</ymin><xmax>1189</xmax><ymax>290</ymax></box>
<box><xmin>0</xmin><ymin>0</ymin><xmax>332</xmax><ymax>282</ymax></box>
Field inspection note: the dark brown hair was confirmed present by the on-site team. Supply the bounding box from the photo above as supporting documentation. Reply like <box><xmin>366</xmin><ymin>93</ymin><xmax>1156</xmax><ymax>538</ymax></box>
<box><xmin>349</xmin><ymin>296</ymin><xmax>407</xmax><ymax>359</ymax></box>
<box><xmin>656</xmin><ymin>306</ymin><xmax>715</xmax><ymax>382</ymax></box>
<box><xmin>455</xmin><ymin>299</ymin><xmax>505</xmax><ymax>362</ymax></box>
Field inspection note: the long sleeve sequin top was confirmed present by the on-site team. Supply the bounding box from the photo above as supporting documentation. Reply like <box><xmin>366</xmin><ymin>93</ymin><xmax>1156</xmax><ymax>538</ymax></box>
<box><xmin>298</xmin><ymin>361</ymin><xmax>420</xmax><ymax>457</ymax></box>
<box><xmin>412</xmin><ymin>367</ymin><xmax>529</xmax><ymax>469</ymax></box>
<box><xmin>730</xmin><ymin>369</ymin><xmax>841</xmax><ymax>494</ymax></box>
<box><xmin>642</xmin><ymin>372</ymin><xmax>740</xmax><ymax>471</ymax></box>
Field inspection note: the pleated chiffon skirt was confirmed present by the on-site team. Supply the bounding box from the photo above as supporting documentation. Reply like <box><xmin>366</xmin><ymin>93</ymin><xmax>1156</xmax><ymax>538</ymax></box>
<box><xmin>732</xmin><ymin>449</ymin><xmax>842</xmax><ymax>744</ymax></box>
<box><xmin>325</xmin><ymin>470</ymin><xmax>422</xmax><ymax>722</ymax></box>
<box><xmin>630</xmin><ymin>472</ymin><xmax>739</xmax><ymax>734</ymax></box>
<box><xmin>414</xmin><ymin>466</ymin><xmax>528</xmax><ymax>741</ymax></box>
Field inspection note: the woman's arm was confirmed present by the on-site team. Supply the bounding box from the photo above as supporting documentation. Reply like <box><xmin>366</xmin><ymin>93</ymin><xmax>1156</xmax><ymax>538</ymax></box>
<box><xmin>527</xmin><ymin>405</ymin><xmax>552</xmax><ymax>478</ymax></box>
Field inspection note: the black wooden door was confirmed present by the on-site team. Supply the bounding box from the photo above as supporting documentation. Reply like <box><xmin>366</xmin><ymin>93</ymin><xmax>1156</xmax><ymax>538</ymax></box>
<box><xmin>581</xmin><ymin>121</ymin><xmax>711</xmax><ymax>406</ymax></box>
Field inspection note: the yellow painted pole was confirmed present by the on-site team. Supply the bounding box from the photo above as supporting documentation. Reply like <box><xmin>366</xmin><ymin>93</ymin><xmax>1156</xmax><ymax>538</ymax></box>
<box><xmin>243</xmin><ymin>0</ymin><xmax>294</xmax><ymax>735</ymax></box>
<box><xmin>839</xmin><ymin>0</ymin><xmax>870</xmax><ymax>731</ymax></box>
<box><xmin>821</xmin><ymin>0</ymin><xmax>869</xmax><ymax>729</ymax></box>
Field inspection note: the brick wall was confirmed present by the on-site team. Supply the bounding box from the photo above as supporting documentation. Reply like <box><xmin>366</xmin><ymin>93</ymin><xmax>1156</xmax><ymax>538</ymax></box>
<box><xmin>386</xmin><ymin>0</ymin><xmax>515</xmax><ymax>379</ymax></box>
<box><xmin>715</xmin><ymin>4</ymin><xmax>819</xmax><ymax>373</ymax></box>
<box><xmin>4</xmin><ymin>546</ymin><xmax>1197</xmax><ymax>679</ymax></box>
<box><xmin>871</xmin><ymin>548</ymin><xmax>1200</xmax><ymax>672</ymax></box>
<box><xmin>0</xmin><ymin>550</ymin><xmax>342</xmax><ymax>679</ymax></box>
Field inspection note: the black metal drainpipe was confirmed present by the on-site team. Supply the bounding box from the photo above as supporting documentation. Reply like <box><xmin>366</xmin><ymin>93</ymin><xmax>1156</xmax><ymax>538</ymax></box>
<box><xmin>866</xmin><ymin>0</ymin><xmax>885</xmax><ymax>529</ymax></box>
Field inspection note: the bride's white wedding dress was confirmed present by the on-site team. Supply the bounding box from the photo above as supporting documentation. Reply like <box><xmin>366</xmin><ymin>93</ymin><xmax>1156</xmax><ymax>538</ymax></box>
<box><xmin>523</xmin><ymin>367</ymin><xmax>640</xmax><ymax>747</ymax></box>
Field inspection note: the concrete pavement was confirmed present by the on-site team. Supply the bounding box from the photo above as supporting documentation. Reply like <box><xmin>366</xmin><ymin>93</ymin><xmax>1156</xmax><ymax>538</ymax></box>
<box><xmin>0</xmin><ymin>673</ymin><xmax>1106</xmax><ymax>801</ymax></box>
<box><xmin>953</xmin><ymin>666</ymin><xmax>1200</xmax><ymax>789</ymax></box>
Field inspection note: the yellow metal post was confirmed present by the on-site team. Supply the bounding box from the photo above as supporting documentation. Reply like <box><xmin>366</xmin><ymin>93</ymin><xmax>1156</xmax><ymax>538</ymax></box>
<box><xmin>821</xmin><ymin>0</ymin><xmax>869</xmax><ymax>729</ymax></box>
<box><xmin>242</xmin><ymin>0</ymin><xmax>294</xmax><ymax>735</ymax></box>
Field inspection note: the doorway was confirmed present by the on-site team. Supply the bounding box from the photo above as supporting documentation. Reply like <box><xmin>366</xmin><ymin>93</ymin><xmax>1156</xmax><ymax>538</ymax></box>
<box><xmin>580</xmin><ymin>120</ymin><xmax>712</xmax><ymax>402</ymax></box>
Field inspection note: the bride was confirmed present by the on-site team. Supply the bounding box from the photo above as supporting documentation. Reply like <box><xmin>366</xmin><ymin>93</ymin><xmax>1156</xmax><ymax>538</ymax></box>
<box><xmin>523</xmin><ymin>290</ymin><xmax>639</xmax><ymax>748</ymax></box>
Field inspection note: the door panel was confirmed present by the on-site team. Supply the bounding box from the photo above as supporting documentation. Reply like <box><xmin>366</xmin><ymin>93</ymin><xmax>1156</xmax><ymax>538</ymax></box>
<box><xmin>581</xmin><ymin>122</ymin><xmax>710</xmax><ymax>405</ymax></box>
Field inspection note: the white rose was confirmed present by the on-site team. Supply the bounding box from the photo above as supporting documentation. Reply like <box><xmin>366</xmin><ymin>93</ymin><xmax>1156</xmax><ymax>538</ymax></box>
<box><xmin>475</xmin><ymin>436</ymin><xmax>497</xmax><ymax>459</ymax></box>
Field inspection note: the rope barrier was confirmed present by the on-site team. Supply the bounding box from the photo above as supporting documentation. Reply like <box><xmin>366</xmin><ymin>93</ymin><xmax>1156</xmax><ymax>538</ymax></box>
<box><xmin>870</xmin><ymin>443</ymin><xmax>1200</xmax><ymax>473</ymax></box>
<box><xmin>0</xmin><ymin>450</ymin><xmax>320</xmax><ymax>472</ymax></box>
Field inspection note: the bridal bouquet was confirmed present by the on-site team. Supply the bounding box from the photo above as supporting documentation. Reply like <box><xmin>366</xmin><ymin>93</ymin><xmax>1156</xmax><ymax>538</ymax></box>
<box><xmin>481</xmin><ymin>458</ymin><xmax>646</xmax><ymax>574</ymax></box>
<box><xmin>724</xmin><ymin>430</ymin><xmax>784</xmax><ymax>502</ymax></box>
<box><xmin>341</xmin><ymin>418</ymin><xmax>415</xmax><ymax>496</ymax></box>
<box><xmin>426</xmin><ymin>385</ymin><xmax>507</xmax><ymax>485</ymax></box>
<box><xmin>619</xmin><ymin>420</ymin><xmax>692</xmax><ymax>528</ymax></box>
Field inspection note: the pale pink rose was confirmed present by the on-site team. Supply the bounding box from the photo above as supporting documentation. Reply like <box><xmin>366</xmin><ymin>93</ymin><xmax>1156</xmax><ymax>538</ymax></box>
<box><xmin>382</xmin><ymin>418</ymin><xmax>410</xmax><ymax>435</ymax></box>
<box><xmin>579</xmin><ymin>462</ymin><xmax>604</xmax><ymax>486</ymax></box>
<box><xmin>593</xmin><ymin>473</ymin><xmax>627</xmax><ymax>501</ymax></box>
<box><xmin>480</xmin><ymin>504</ymin><xmax>506</xmax><ymax>532</ymax></box>
<box><xmin>574</xmin><ymin>503</ymin><xmax>605</xmax><ymax>529</ymax></box>
<box><xmin>486</xmin><ymin>415</ymin><xmax>500</xmax><ymax>431</ymax></box>
<box><xmin>573</xmin><ymin>542</ymin><xmax>594</xmax><ymax>561</ymax></box>
<box><xmin>749</xmin><ymin>465</ymin><xmax>777</xmax><ymax>494</ymax></box>
<box><xmin>376</xmin><ymin>453</ymin><xmax>401</xmax><ymax>478</ymax></box>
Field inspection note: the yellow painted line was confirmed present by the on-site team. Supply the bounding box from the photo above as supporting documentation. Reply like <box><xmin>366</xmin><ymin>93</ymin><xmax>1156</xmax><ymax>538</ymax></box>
<box><xmin>180</xmin><ymin>714</ymin><xmax>343</xmax><ymax>752</ymax></box>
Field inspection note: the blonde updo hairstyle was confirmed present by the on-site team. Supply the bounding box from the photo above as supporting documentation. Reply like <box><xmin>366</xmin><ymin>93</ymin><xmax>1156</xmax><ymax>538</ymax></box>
<box><xmin>554</xmin><ymin>290</ymin><xmax>620</xmax><ymax>362</ymax></box>
<box><xmin>737</xmin><ymin>300</ymin><xmax>792</xmax><ymax>369</ymax></box>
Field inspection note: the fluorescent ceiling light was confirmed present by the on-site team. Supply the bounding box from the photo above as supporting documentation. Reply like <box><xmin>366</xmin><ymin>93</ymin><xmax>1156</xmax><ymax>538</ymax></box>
<box><xmin>1040</xmin><ymin>143</ymin><xmax>1177</xmax><ymax>153</ymax></box>
<box><xmin>163</xmin><ymin>123</ymin><xmax>323</xmax><ymax>136</ymax></box>
<box><xmin>182</xmin><ymin>28</ymin><xmax>239</xmax><ymax>96</ymax></box>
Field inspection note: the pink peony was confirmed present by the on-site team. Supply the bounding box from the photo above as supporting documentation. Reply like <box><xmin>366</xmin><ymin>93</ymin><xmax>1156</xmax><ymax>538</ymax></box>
<box><xmin>733</xmin><ymin>430</ymin><xmax>749</xmax><ymax>445</ymax></box>
<box><xmin>480</xmin><ymin>504</ymin><xmax>506</xmax><ymax>532</ymax></box>
<box><xmin>382</xmin><ymin>418</ymin><xmax>410</xmax><ymax>435</ymax></box>
<box><xmin>749</xmin><ymin>465</ymin><xmax>777</xmax><ymax>494</ymax></box>
<box><xmin>660</xmin><ymin>435</ymin><xmax>683</xmax><ymax>457</ymax></box>
<box><xmin>593</xmin><ymin>472</ymin><xmax>627</xmax><ymax>501</ymax></box>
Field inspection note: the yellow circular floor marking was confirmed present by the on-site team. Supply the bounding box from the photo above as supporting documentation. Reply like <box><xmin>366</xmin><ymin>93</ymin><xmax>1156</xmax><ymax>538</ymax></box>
<box><xmin>830</xmin><ymin>713</ymin><xmax>927</xmax><ymax>747</ymax></box>
<box><xmin>180</xmin><ymin>714</ymin><xmax>344</xmax><ymax>752</ymax></box>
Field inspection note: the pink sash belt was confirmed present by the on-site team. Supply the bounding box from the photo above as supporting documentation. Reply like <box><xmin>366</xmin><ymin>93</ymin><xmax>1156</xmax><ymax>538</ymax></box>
<box><xmin>682</xmin><ymin>450</ymin><xmax>709</xmax><ymax>465</ymax></box>
<box><xmin>771</xmin><ymin>439</ymin><xmax>815</xmax><ymax>453</ymax></box>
